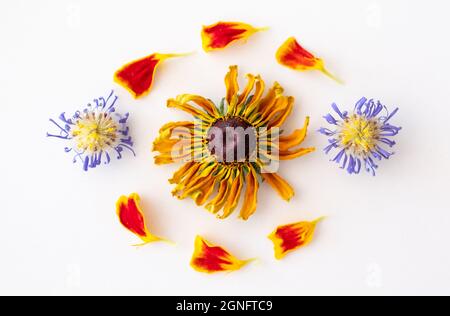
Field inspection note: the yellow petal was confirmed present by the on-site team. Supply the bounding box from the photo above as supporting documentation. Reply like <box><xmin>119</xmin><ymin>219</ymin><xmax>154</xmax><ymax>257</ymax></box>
<box><xmin>225</xmin><ymin>65</ymin><xmax>239</xmax><ymax>105</ymax></box>
<box><xmin>175</xmin><ymin>94</ymin><xmax>221</xmax><ymax>118</ymax></box>
<box><xmin>261</xmin><ymin>172</ymin><xmax>294</xmax><ymax>201</ymax></box>
<box><xmin>167</xmin><ymin>99</ymin><xmax>214</xmax><ymax>122</ymax></box>
<box><xmin>279</xmin><ymin>147</ymin><xmax>316</xmax><ymax>160</ymax></box>
<box><xmin>219</xmin><ymin>169</ymin><xmax>244</xmax><ymax>219</ymax></box>
<box><xmin>239</xmin><ymin>166</ymin><xmax>259</xmax><ymax>220</ymax></box>
<box><xmin>276</xmin><ymin>37</ymin><xmax>342</xmax><ymax>83</ymax></box>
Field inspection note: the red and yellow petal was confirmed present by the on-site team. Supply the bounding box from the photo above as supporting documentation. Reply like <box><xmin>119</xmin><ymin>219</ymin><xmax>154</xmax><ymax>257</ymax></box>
<box><xmin>116</xmin><ymin>193</ymin><xmax>164</xmax><ymax>245</ymax></box>
<box><xmin>114</xmin><ymin>53</ymin><xmax>188</xmax><ymax>99</ymax></box>
<box><xmin>202</xmin><ymin>22</ymin><xmax>267</xmax><ymax>52</ymax></box>
<box><xmin>276</xmin><ymin>37</ymin><xmax>341</xmax><ymax>83</ymax></box>
<box><xmin>190</xmin><ymin>236</ymin><xmax>253</xmax><ymax>273</ymax></box>
<box><xmin>269</xmin><ymin>217</ymin><xmax>324</xmax><ymax>260</ymax></box>
<box><xmin>279</xmin><ymin>147</ymin><xmax>316</xmax><ymax>160</ymax></box>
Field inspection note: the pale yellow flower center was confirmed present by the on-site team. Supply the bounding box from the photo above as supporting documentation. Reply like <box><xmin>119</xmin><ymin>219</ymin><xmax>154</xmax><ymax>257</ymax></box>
<box><xmin>340</xmin><ymin>114</ymin><xmax>380</xmax><ymax>155</ymax></box>
<box><xmin>71</xmin><ymin>112</ymin><xmax>119</xmax><ymax>153</ymax></box>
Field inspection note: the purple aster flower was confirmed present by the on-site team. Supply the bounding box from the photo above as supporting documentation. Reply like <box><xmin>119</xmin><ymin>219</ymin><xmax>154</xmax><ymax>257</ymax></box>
<box><xmin>47</xmin><ymin>90</ymin><xmax>135</xmax><ymax>171</ymax></box>
<box><xmin>318</xmin><ymin>97</ymin><xmax>401</xmax><ymax>176</ymax></box>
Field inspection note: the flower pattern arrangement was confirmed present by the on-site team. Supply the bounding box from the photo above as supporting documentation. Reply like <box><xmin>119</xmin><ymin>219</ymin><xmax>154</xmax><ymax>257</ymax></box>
<box><xmin>153</xmin><ymin>66</ymin><xmax>315</xmax><ymax>220</ymax></box>
<box><xmin>43</xmin><ymin>18</ymin><xmax>404</xmax><ymax>273</ymax></box>
<box><xmin>47</xmin><ymin>90</ymin><xmax>135</xmax><ymax>171</ymax></box>
<box><xmin>319</xmin><ymin>98</ymin><xmax>401</xmax><ymax>175</ymax></box>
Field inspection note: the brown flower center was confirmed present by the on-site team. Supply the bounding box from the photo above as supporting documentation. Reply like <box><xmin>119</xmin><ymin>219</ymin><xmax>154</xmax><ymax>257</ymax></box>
<box><xmin>207</xmin><ymin>117</ymin><xmax>257</xmax><ymax>163</ymax></box>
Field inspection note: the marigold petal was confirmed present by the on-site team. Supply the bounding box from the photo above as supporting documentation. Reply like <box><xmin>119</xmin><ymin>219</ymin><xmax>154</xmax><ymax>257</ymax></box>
<box><xmin>248</xmin><ymin>83</ymin><xmax>284</xmax><ymax>123</ymax></box>
<box><xmin>114</xmin><ymin>53</ymin><xmax>188</xmax><ymax>99</ymax></box>
<box><xmin>201</xmin><ymin>21</ymin><xmax>267</xmax><ymax>52</ymax></box>
<box><xmin>269</xmin><ymin>217</ymin><xmax>324</xmax><ymax>260</ymax></box>
<box><xmin>190</xmin><ymin>236</ymin><xmax>253</xmax><ymax>273</ymax></box>
<box><xmin>276</xmin><ymin>37</ymin><xmax>341</xmax><ymax>83</ymax></box>
<box><xmin>116</xmin><ymin>193</ymin><xmax>163</xmax><ymax>245</ymax></box>
<box><xmin>261</xmin><ymin>172</ymin><xmax>294</xmax><ymax>201</ymax></box>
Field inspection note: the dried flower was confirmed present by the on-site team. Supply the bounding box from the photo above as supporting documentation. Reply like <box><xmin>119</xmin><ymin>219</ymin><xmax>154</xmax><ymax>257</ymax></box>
<box><xmin>319</xmin><ymin>98</ymin><xmax>401</xmax><ymax>175</ymax></box>
<box><xmin>47</xmin><ymin>90</ymin><xmax>135</xmax><ymax>171</ymax></box>
<box><xmin>153</xmin><ymin>66</ymin><xmax>314</xmax><ymax>220</ymax></box>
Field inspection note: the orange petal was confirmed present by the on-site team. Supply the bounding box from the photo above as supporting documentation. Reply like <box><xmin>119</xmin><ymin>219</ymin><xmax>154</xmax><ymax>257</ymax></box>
<box><xmin>261</xmin><ymin>172</ymin><xmax>294</xmax><ymax>201</ymax></box>
<box><xmin>276</xmin><ymin>37</ymin><xmax>341</xmax><ymax>83</ymax></box>
<box><xmin>279</xmin><ymin>147</ymin><xmax>316</xmax><ymax>160</ymax></box>
<box><xmin>202</xmin><ymin>22</ymin><xmax>267</xmax><ymax>52</ymax></box>
<box><xmin>269</xmin><ymin>217</ymin><xmax>324</xmax><ymax>260</ymax></box>
<box><xmin>116</xmin><ymin>193</ymin><xmax>164</xmax><ymax>245</ymax></box>
<box><xmin>225</xmin><ymin>65</ymin><xmax>239</xmax><ymax>106</ymax></box>
<box><xmin>190</xmin><ymin>236</ymin><xmax>253</xmax><ymax>273</ymax></box>
<box><xmin>114</xmin><ymin>53</ymin><xmax>188</xmax><ymax>99</ymax></box>
<box><xmin>239</xmin><ymin>166</ymin><xmax>259</xmax><ymax>220</ymax></box>
<box><xmin>279</xmin><ymin>117</ymin><xmax>310</xmax><ymax>151</ymax></box>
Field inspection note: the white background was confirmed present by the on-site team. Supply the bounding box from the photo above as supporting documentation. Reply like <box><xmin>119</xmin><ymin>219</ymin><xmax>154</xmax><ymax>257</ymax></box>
<box><xmin>1</xmin><ymin>0</ymin><xmax>449</xmax><ymax>296</ymax></box>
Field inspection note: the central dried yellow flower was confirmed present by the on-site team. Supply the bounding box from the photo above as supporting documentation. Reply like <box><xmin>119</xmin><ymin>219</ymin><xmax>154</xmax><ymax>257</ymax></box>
<box><xmin>153</xmin><ymin>66</ymin><xmax>315</xmax><ymax>220</ymax></box>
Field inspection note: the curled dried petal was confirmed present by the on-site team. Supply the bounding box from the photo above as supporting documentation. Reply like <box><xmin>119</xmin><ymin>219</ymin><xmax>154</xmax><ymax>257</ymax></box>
<box><xmin>268</xmin><ymin>217</ymin><xmax>324</xmax><ymax>260</ymax></box>
<box><xmin>190</xmin><ymin>236</ymin><xmax>254</xmax><ymax>273</ymax></box>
